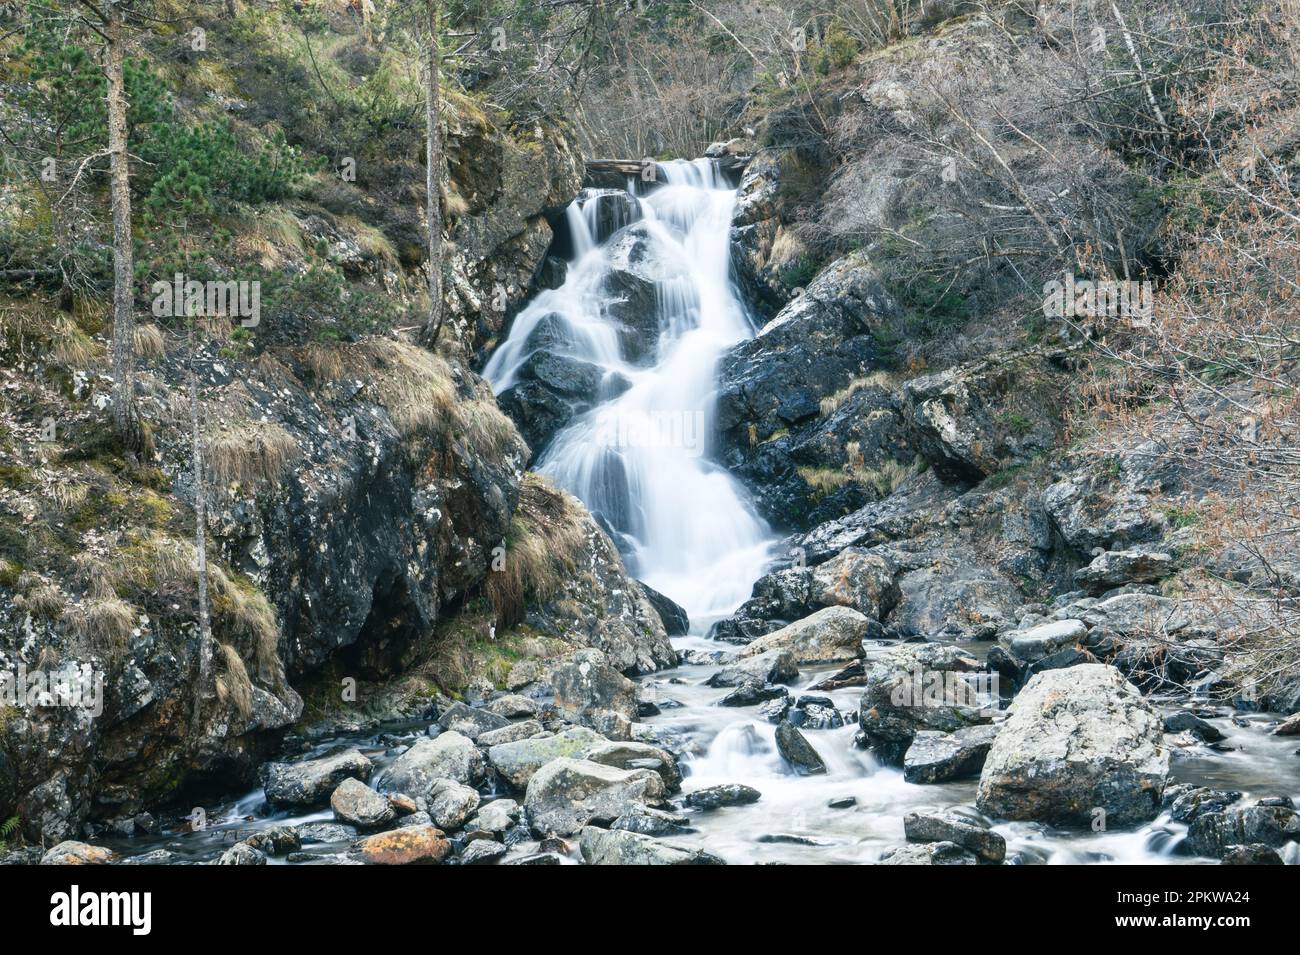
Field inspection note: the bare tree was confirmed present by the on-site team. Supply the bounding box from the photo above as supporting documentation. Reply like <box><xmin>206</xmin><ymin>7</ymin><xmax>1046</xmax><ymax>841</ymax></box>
<box><xmin>424</xmin><ymin>0</ymin><xmax>444</xmax><ymax>347</ymax></box>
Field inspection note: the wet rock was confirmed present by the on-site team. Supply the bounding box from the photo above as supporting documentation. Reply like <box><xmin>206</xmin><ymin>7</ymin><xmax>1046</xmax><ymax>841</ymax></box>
<box><xmin>218</xmin><ymin>843</ymin><xmax>266</xmax><ymax>866</ymax></box>
<box><xmin>239</xmin><ymin>826</ymin><xmax>301</xmax><ymax>857</ymax></box>
<box><xmin>775</xmin><ymin>721</ymin><xmax>827</xmax><ymax>776</ymax></box>
<box><xmin>904</xmin><ymin>809</ymin><xmax>1005</xmax><ymax>863</ymax></box>
<box><xmin>976</xmin><ymin>665</ymin><xmax>1170</xmax><ymax>826</ymax></box>
<box><xmin>550</xmin><ymin>649</ymin><xmax>639</xmax><ymax>735</ymax></box>
<box><xmin>903</xmin><ymin>724</ymin><xmax>999</xmax><ymax>784</ymax></box>
<box><xmin>524</xmin><ymin>758</ymin><xmax>667</xmax><ymax>836</ymax></box>
<box><xmin>436</xmin><ymin>701</ymin><xmax>510</xmax><ymax>740</ymax></box>
<box><xmin>739</xmin><ymin>606</ymin><xmax>872</xmax><ymax>665</ymax></box>
<box><xmin>858</xmin><ymin>643</ymin><xmax>993</xmax><ymax>765</ymax></box>
<box><xmin>610</xmin><ymin>805</ymin><xmax>691</xmax><ymax>836</ymax></box>
<box><xmin>505</xmin><ymin>851</ymin><xmax>565</xmax><ymax>865</ymax></box>
<box><xmin>1185</xmin><ymin>802</ymin><xmax>1300</xmax><ymax>859</ymax></box>
<box><xmin>1166</xmin><ymin>786</ymin><xmax>1243</xmax><ymax>823</ymax></box>
<box><xmin>459</xmin><ymin>839</ymin><xmax>508</xmax><ymax>865</ymax></box>
<box><xmin>355</xmin><ymin>824</ymin><xmax>451</xmax><ymax>865</ymax></box>
<box><xmin>683</xmin><ymin>784</ymin><xmax>762</xmax><ymax>811</ymax></box>
<box><xmin>396</xmin><ymin>811</ymin><xmax>434</xmax><ymax>829</ymax></box>
<box><xmin>578</xmin><ymin>826</ymin><xmax>725</xmax><ymax>865</ymax></box>
<box><xmin>788</xmin><ymin>696</ymin><xmax>845</xmax><ymax>730</ymax></box>
<box><xmin>1163</xmin><ymin>711</ymin><xmax>1225</xmax><ymax>743</ymax></box>
<box><xmin>758</xmin><ymin>695</ymin><xmax>793</xmax><ymax>723</ymax></box>
<box><xmin>828</xmin><ymin>796</ymin><xmax>857</xmax><ymax>809</ymax></box>
<box><xmin>718</xmin><ymin>683</ymin><xmax>789</xmax><ymax>707</ymax></box>
<box><xmin>488</xmin><ymin>726</ymin><xmax>607</xmax><ymax>790</ymax></box>
<box><xmin>374</xmin><ymin>732</ymin><xmax>485</xmax><ymax>795</ymax></box>
<box><xmin>296</xmin><ymin>822</ymin><xmax>357</xmax><ymax>845</ymax></box>
<box><xmin>808</xmin><ymin>660</ymin><xmax>868</xmax><ymax>691</ymax></box>
<box><xmin>879</xmin><ymin>842</ymin><xmax>978</xmax><ymax>865</ymax></box>
<box><xmin>707</xmin><ymin>649</ymin><xmax>799</xmax><ymax>688</ymax></box>
<box><xmin>476</xmin><ymin>720</ymin><xmax>543</xmax><ymax>747</ymax></box>
<box><xmin>330</xmin><ymin>778</ymin><xmax>396</xmax><ymax>829</ymax></box>
<box><xmin>1273</xmin><ymin>712</ymin><xmax>1300</xmax><ymax>735</ymax></box>
<box><xmin>1075</xmin><ymin>549</ymin><xmax>1175</xmax><ymax>594</ymax></box>
<box><xmin>387</xmin><ymin>793</ymin><xmax>419</xmax><ymax>816</ymax></box>
<box><xmin>1220</xmin><ymin>844</ymin><xmax>1285</xmax><ymax>865</ymax></box>
<box><xmin>261</xmin><ymin>748</ymin><xmax>373</xmax><ymax>807</ymax></box>
<box><xmin>584</xmin><ymin>740</ymin><xmax>682</xmax><ymax>792</ymax></box>
<box><xmin>427</xmin><ymin>779</ymin><xmax>481</xmax><ymax>831</ymax></box>
<box><xmin>40</xmin><ymin>841</ymin><xmax>114</xmax><ymax>865</ymax></box>
<box><xmin>731</xmin><ymin>552</ymin><xmax>900</xmax><ymax>630</ymax></box>
<box><xmin>639</xmin><ymin>582</ymin><xmax>690</xmax><ymax>636</ymax></box>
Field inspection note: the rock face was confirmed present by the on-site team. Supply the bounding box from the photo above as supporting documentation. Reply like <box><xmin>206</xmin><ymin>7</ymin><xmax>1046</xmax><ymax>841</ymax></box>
<box><xmin>1074</xmin><ymin>549</ymin><xmax>1175</xmax><ymax>594</ymax></box>
<box><xmin>902</xmin><ymin>348</ymin><xmax>1070</xmax><ymax>482</ymax></box>
<box><xmin>858</xmin><ymin>644</ymin><xmax>994</xmax><ymax>764</ymax></box>
<box><xmin>739</xmin><ymin>606</ymin><xmax>872</xmax><ymax>665</ymax></box>
<box><xmin>523</xmin><ymin>758</ymin><xmax>667</xmax><ymax>836</ymax></box>
<box><xmin>374</xmin><ymin>733</ymin><xmax>485</xmax><ymax>796</ymax></box>
<box><xmin>1184</xmin><ymin>802</ymin><xmax>1300</xmax><ymax>859</ymax></box>
<box><xmin>976</xmin><ymin>665</ymin><xmax>1170</xmax><ymax>826</ymax></box>
<box><xmin>578</xmin><ymin>826</ymin><xmax>725</xmax><ymax>865</ymax></box>
<box><xmin>262</xmin><ymin>749</ymin><xmax>374</xmax><ymax>808</ymax></box>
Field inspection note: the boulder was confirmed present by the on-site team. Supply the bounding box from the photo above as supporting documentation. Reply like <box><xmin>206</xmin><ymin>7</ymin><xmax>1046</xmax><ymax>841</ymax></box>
<box><xmin>239</xmin><ymin>826</ymin><xmax>302</xmax><ymax>857</ymax></box>
<box><xmin>476</xmin><ymin>720</ymin><xmax>543</xmax><ymax>747</ymax></box>
<box><xmin>584</xmin><ymin>741</ymin><xmax>683</xmax><ymax>792</ymax></box>
<box><xmin>330</xmin><ymin>778</ymin><xmax>396</xmax><ymax>829</ymax></box>
<box><xmin>488</xmin><ymin>726</ymin><xmax>607</xmax><ymax>790</ymax></box>
<box><xmin>1163</xmin><ymin>711</ymin><xmax>1225</xmax><ymax>743</ymax></box>
<box><xmin>1074</xmin><ymin>549</ymin><xmax>1175</xmax><ymax>594</ymax></box>
<box><xmin>578</xmin><ymin>826</ymin><xmax>725</xmax><ymax>865</ymax></box>
<box><xmin>484</xmin><ymin>694</ymin><xmax>540</xmax><ymax>720</ymax></box>
<box><xmin>524</xmin><ymin>758</ymin><xmax>666</xmax><ymax>836</ymax></box>
<box><xmin>427</xmin><ymin>779</ymin><xmax>482</xmax><ymax>831</ymax></box>
<box><xmin>436</xmin><ymin>701</ymin><xmax>510</xmax><ymax>740</ymax></box>
<box><xmin>775</xmin><ymin>722</ymin><xmax>827</xmax><ymax>776</ymax></box>
<box><xmin>374</xmin><ymin>732</ymin><xmax>485</xmax><ymax>795</ymax></box>
<box><xmin>1002</xmin><ymin>619</ymin><xmax>1087</xmax><ymax>664</ymax></box>
<box><xmin>610</xmin><ymin>805</ymin><xmax>691</xmax><ymax>837</ymax></box>
<box><xmin>459</xmin><ymin>840</ymin><xmax>509</xmax><ymax>865</ymax></box>
<box><xmin>217</xmin><ymin>844</ymin><xmax>266</xmax><ymax>866</ymax></box>
<box><xmin>903</xmin><ymin>810</ymin><xmax>1005</xmax><ymax>863</ymax></box>
<box><xmin>858</xmin><ymin>644</ymin><xmax>994</xmax><ymax>764</ymax></box>
<box><xmin>261</xmin><ymin>748</ymin><xmax>373</xmax><ymax>807</ymax></box>
<box><xmin>550</xmin><ymin>649</ymin><xmax>639</xmax><ymax>734</ymax></box>
<box><xmin>1220</xmin><ymin>845</ymin><xmax>1285</xmax><ymax>865</ymax></box>
<box><xmin>354</xmin><ymin>824</ymin><xmax>451</xmax><ymax>865</ymax></box>
<box><xmin>683</xmin><ymin>784</ymin><xmax>762</xmax><ymax>811</ymax></box>
<box><xmin>976</xmin><ymin>665</ymin><xmax>1170</xmax><ymax>826</ymax></box>
<box><xmin>739</xmin><ymin>606</ymin><xmax>871</xmax><ymax>665</ymax></box>
<box><xmin>40</xmin><ymin>841</ymin><xmax>114</xmax><ymax>865</ymax></box>
<box><xmin>706</xmin><ymin>649</ymin><xmax>799</xmax><ymax>688</ymax></box>
<box><xmin>903</xmin><ymin>724</ymin><xmax>999</xmax><ymax>784</ymax></box>
<box><xmin>472</xmin><ymin>799</ymin><xmax>520</xmax><ymax>835</ymax></box>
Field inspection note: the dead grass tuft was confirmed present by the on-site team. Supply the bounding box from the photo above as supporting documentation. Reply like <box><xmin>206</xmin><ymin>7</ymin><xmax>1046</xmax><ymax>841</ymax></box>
<box><xmin>134</xmin><ymin>323</ymin><xmax>166</xmax><ymax>360</ymax></box>
<box><xmin>215</xmin><ymin>643</ymin><xmax>254</xmax><ymax>721</ymax></box>
<box><xmin>206</xmin><ymin>420</ymin><xmax>300</xmax><ymax>489</ymax></box>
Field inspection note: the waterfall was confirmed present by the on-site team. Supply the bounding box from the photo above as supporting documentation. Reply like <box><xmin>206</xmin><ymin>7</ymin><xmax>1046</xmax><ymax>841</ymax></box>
<box><xmin>484</xmin><ymin>158</ymin><xmax>775</xmax><ymax>628</ymax></box>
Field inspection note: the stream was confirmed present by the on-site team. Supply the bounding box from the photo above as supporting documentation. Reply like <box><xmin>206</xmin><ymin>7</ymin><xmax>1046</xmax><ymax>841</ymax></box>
<box><xmin>103</xmin><ymin>159</ymin><xmax>1300</xmax><ymax>865</ymax></box>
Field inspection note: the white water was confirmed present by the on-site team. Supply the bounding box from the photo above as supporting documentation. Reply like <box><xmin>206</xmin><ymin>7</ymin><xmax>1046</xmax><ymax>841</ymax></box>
<box><xmin>485</xmin><ymin>159</ymin><xmax>775</xmax><ymax>625</ymax></box>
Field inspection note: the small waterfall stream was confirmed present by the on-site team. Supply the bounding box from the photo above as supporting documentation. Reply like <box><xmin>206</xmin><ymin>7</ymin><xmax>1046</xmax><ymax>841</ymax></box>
<box><xmin>485</xmin><ymin>159</ymin><xmax>775</xmax><ymax>625</ymax></box>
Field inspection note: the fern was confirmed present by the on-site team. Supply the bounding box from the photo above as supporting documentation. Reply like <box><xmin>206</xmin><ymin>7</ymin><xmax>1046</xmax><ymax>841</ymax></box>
<box><xmin>0</xmin><ymin>816</ymin><xmax>19</xmax><ymax>844</ymax></box>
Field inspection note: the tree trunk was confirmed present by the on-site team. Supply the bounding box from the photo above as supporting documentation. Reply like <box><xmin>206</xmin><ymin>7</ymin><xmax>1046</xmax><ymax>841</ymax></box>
<box><xmin>190</xmin><ymin>341</ymin><xmax>214</xmax><ymax>722</ymax></box>
<box><xmin>424</xmin><ymin>0</ymin><xmax>444</xmax><ymax>346</ymax></box>
<box><xmin>104</xmin><ymin>1</ymin><xmax>145</xmax><ymax>452</ymax></box>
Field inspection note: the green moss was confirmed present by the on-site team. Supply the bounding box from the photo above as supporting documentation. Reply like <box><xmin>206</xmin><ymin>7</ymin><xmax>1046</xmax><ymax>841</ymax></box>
<box><xmin>0</xmin><ymin>464</ymin><xmax>33</xmax><ymax>489</ymax></box>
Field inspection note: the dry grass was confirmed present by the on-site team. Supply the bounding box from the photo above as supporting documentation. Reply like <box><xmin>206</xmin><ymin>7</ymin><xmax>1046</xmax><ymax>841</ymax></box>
<box><xmin>235</xmin><ymin>208</ymin><xmax>306</xmax><ymax>269</ymax></box>
<box><xmin>134</xmin><ymin>323</ymin><xmax>166</xmax><ymax>360</ymax></box>
<box><xmin>769</xmin><ymin>226</ymin><xmax>807</xmax><ymax>271</ymax></box>
<box><xmin>819</xmin><ymin>370</ymin><xmax>898</xmax><ymax>417</ymax></box>
<box><xmin>298</xmin><ymin>342</ymin><xmax>347</xmax><ymax>383</ymax></box>
<box><xmin>800</xmin><ymin>455</ymin><xmax>922</xmax><ymax>499</ymax></box>
<box><xmin>484</xmin><ymin>473</ymin><xmax>588</xmax><ymax>627</ymax></box>
<box><xmin>341</xmin><ymin>216</ymin><xmax>399</xmax><ymax>267</ymax></box>
<box><xmin>66</xmin><ymin>596</ymin><xmax>136</xmax><ymax>655</ymax></box>
<box><xmin>47</xmin><ymin>480</ymin><xmax>89</xmax><ymax>513</ymax></box>
<box><xmin>455</xmin><ymin>397</ymin><xmax>521</xmax><ymax>459</ymax></box>
<box><xmin>206</xmin><ymin>420</ymin><xmax>300</xmax><ymax>489</ymax></box>
<box><xmin>48</xmin><ymin>314</ymin><xmax>100</xmax><ymax>369</ymax></box>
<box><xmin>15</xmin><ymin>583</ymin><xmax>67</xmax><ymax>621</ymax></box>
<box><xmin>356</xmin><ymin>337</ymin><xmax>456</xmax><ymax>437</ymax></box>
<box><xmin>210</xmin><ymin>565</ymin><xmax>280</xmax><ymax>681</ymax></box>
<box><xmin>215</xmin><ymin>643</ymin><xmax>254</xmax><ymax>721</ymax></box>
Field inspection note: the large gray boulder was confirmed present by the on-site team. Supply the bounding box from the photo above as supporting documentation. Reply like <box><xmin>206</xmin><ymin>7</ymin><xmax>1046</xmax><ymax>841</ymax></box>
<box><xmin>261</xmin><ymin>748</ymin><xmax>374</xmax><ymax>807</ymax></box>
<box><xmin>488</xmin><ymin>727</ymin><xmax>607</xmax><ymax>790</ymax></box>
<box><xmin>584</xmin><ymin>741</ymin><xmax>682</xmax><ymax>792</ymax></box>
<box><xmin>550</xmin><ymin>649</ymin><xmax>639</xmax><ymax>738</ymax></box>
<box><xmin>858</xmin><ymin>644</ymin><xmax>995</xmax><ymax>764</ymax></box>
<box><xmin>976</xmin><ymin>665</ymin><xmax>1169</xmax><ymax>826</ymax></box>
<box><xmin>426</xmin><ymin>779</ymin><xmax>481</xmax><ymax>831</ymax></box>
<box><xmin>706</xmin><ymin>649</ymin><xmax>799</xmax><ymax>688</ymax></box>
<box><xmin>903</xmin><ymin>724</ymin><xmax>999</xmax><ymax>784</ymax></box>
<box><xmin>524</xmin><ymin>758</ymin><xmax>666</xmax><ymax>836</ymax></box>
<box><xmin>904</xmin><ymin>809</ymin><xmax>1006</xmax><ymax>863</ymax></box>
<box><xmin>374</xmin><ymin>732</ymin><xmax>485</xmax><ymax>795</ymax></box>
<box><xmin>739</xmin><ymin>606</ymin><xmax>871</xmax><ymax>665</ymax></box>
<box><xmin>578</xmin><ymin>826</ymin><xmax>725</xmax><ymax>865</ymax></box>
<box><xmin>329</xmin><ymin>778</ymin><xmax>395</xmax><ymax>829</ymax></box>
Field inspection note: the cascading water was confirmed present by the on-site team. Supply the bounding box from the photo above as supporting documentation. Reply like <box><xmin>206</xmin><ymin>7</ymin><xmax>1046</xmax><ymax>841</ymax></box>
<box><xmin>485</xmin><ymin>159</ymin><xmax>775</xmax><ymax>627</ymax></box>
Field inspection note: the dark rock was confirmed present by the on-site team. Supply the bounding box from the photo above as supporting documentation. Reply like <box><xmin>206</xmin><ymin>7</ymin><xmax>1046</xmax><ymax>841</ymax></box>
<box><xmin>1185</xmin><ymin>803</ymin><xmax>1300</xmax><ymax>859</ymax></box>
<box><xmin>578</xmin><ymin>826</ymin><xmax>725</xmax><ymax>865</ymax></box>
<box><xmin>904</xmin><ymin>809</ymin><xmax>1006</xmax><ymax>863</ymax></box>
<box><xmin>775</xmin><ymin>722</ymin><xmax>827</xmax><ymax>776</ymax></box>
<box><xmin>1220</xmin><ymin>844</ymin><xmax>1285</xmax><ymax>865</ymax></box>
<box><xmin>261</xmin><ymin>748</ymin><xmax>373</xmax><ymax>808</ymax></box>
<box><xmin>903</xmin><ymin>724</ymin><xmax>999</xmax><ymax>784</ymax></box>
<box><xmin>639</xmin><ymin>582</ymin><xmax>690</xmax><ymax>636</ymax></box>
<box><xmin>1164</xmin><ymin>711</ymin><xmax>1226</xmax><ymax>743</ymax></box>
<box><xmin>1075</xmin><ymin>549</ymin><xmax>1175</xmax><ymax>594</ymax></box>
<box><xmin>684</xmin><ymin>784</ymin><xmax>762</xmax><ymax>810</ymax></box>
